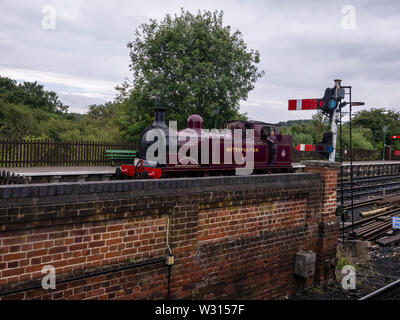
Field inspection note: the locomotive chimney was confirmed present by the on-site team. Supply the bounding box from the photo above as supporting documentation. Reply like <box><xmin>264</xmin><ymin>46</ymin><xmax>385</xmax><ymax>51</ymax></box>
<box><xmin>153</xmin><ymin>107</ymin><xmax>167</xmax><ymax>128</ymax></box>
<box><xmin>153</xmin><ymin>92</ymin><xmax>167</xmax><ymax>128</ymax></box>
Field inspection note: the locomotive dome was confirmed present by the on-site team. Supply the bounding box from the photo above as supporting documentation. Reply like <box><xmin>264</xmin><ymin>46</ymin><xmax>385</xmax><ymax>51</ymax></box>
<box><xmin>187</xmin><ymin>114</ymin><xmax>203</xmax><ymax>130</ymax></box>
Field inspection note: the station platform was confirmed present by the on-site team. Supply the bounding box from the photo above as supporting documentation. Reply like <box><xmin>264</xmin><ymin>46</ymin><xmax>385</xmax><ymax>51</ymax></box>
<box><xmin>0</xmin><ymin>166</ymin><xmax>115</xmax><ymax>176</ymax></box>
<box><xmin>1</xmin><ymin>161</ymin><xmax>400</xmax><ymax>183</ymax></box>
<box><xmin>0</xmin><ymin>166</ymin><xmax>116</xmax><ymax>183</ymax></box>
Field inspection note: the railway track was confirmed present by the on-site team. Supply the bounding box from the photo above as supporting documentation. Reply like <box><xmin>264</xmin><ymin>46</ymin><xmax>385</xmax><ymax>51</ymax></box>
<box><xmin>359</xmin><ymin>278</ymin><xmax>400</xmax><ymax>300</ymax></box>
<box><xmin>337</xmin><ymin>174</ymin><xmax>400</xmax><ymax>203</ymax></box>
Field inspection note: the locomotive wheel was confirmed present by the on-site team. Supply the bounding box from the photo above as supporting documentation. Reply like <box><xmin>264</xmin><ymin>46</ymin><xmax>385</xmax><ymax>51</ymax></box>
<box><xmin>134</xmin><ymin>165</ymin><xmax>140</xmax><ymax>179</ymax></box>
<box><xmin>115</xmin><ymin>167</ymin><xmax>122</xmax><ymax>179</ymax></box>
<box><xmin>142</xmin><ymin>170</ymin><xmax>149</xmax><ymax>179</ymax></box>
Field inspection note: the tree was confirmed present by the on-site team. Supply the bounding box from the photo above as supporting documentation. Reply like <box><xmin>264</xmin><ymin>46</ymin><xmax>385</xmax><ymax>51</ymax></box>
<box><xmin>0</xmin><ymin>100</ymin><xmax>38</xmax><ymax>139</ymax></box>
<box><xmin>117</xmin><ymin>9</ymin><xmax>264</xmax><ymax>140</ymax></box>
<box><xmin>87</xmin><ymin>102</ymin><xmax>117</xmax><ymax>121</ymax></box>
<box><xmin>353</xmin><ymin>108</ymin><xmax>400</xmax><ymax>149</ymax></box>
<box><xmin>0</xmin><ymin>76</ymin><xmax>69</xmax><ymax>114</ymax></box>
<box><xmin>0</xmin><ymin>76</ymin><xmax>125</xmax><ymax>141</ymax></box>
<box><xmin>280</xmin><ymin>112</ymin><xmax>328</xmax><ymax>145</ymax></box>
<box><xmin>279</xmin><ymin>111</ymin><xmax>374</xmax><ymax>151</ymax></box>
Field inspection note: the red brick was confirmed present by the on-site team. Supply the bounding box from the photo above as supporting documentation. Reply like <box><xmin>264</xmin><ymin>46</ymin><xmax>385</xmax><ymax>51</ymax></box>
<box><xmin>25</xmin><ymin>264</ymin><xmax>43</xmax><ymax>273</ymax></box>
<box><xmin>107</xmin><ymin>225</ymin><xmax>123</xmax><ymax>232</ymax></box>
<box><xmin>69</xmin><ymin>243</ymin><xmax>87</xmax><ymax>251</ymax></box>
<box><xmin>27</xmin><ymin>234</ymin><xmax>48</xmax><ymax>242</ymax></box>
<box><xmin>2</xmin><ymin>267</ymin><xmax>25</xmax><ymax>277</ymax></box>
<box><xmin>87</xmin><ymin>254</ymin><xmax>104</xmax><ymax>262</ymax></box>
<box><xmin>88</xmin><ymin>241</ymin><xmax>105</xmax><ymax>248</ymax></box>
<box><xmin>48</xmin><ymin>246</ymin><xmax>68</xmax><ymax>254</ymax></box>
<box><xmin>3</xmin><ymin>252</ymin><xmax>26</xmax><ymax>261</ymax></box>
<box><xmin>67</xmin><ymin>257</ymin><xmax>86</xmax><ymax>266</ymax></box>
<box><xmin>3</xmin><ymin>237</ymin><xmax>25</xmax><ymax>245</ymax></box>
<box><xmin>33</xmin><ymin>242</ymin><xmax>44</xmax><ymax>249</ymax></box>
<box><xmin>27</xmin><ymin>249</ymin><xmax>48</xmax><ymax>258</ymax></box>
<box><xmin>106</xmin><ymin>238</ymin><xmax>122</xmax><ymax>246</ymax></box>
<box><xmin>70</xmin><ymin>230</ymin><xmax>88</xmax><ymax>237</ymax></box>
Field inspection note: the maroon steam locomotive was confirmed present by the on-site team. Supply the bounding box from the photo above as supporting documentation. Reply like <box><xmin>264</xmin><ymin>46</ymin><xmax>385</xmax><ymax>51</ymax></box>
<box><xmin>117</xmin><ymin>107</ymin><xmax>293</xmax><ymax>179</ymax></box>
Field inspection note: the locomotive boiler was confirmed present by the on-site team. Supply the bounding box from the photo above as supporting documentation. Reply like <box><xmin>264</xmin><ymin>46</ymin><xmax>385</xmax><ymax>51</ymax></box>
<box><xmin>117</xmin><ymin>107</ymin><xmax>293</xmax><ymax>179</ymax></box>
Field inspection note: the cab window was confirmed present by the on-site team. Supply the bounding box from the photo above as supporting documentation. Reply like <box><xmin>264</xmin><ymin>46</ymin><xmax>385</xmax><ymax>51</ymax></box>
<box><xmin>243</xmin><ymin>123</ymin><xmax>252</xmax><ymax>139</ymax></box>
<box><xmin>261</xmin><ymin>126</ymin><xmax>270</xmax><ymax>140</ymax></box>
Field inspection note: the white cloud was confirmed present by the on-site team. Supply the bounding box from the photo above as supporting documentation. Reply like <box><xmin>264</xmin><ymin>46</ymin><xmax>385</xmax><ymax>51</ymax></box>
<box><xmin>0</xmin><ymin>0</ymin><xmax>400</xmax><ymax>122</ymax></box>
<box><xmin>0</xmin><ymin>67</ymin><xmax>116</xmax><ymax>95</ymax></box>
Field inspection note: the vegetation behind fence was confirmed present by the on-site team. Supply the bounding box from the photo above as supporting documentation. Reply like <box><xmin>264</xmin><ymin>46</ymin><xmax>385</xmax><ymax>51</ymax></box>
<box><xmin>341</xmin><ymin>149</ymin><xmax>381</xmax><ymax>161</ymax></box>
<box><xmin>292</xmin><ymin>149</ymin><xmax>382</xmax><ymax>163</ymax></box>
<box><xmin>0</xmin><ymin>139</ymin><xmax>138</xmax><ymax>167</ymax></box>
<box><xmin>0</xmin><ymin>139</ymin><xmax>391</xmax><ymax>168</ymax></box>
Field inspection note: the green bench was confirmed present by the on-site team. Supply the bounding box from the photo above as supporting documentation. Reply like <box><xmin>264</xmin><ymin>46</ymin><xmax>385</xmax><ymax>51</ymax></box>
<box><xmin>105</xmin><ymin>150</ymin><xmax>138</xmax><ymax>166</ymax></box>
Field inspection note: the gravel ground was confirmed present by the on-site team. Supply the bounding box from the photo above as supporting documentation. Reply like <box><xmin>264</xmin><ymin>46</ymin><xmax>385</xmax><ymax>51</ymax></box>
<box><xmin>290</xmin><ymin>244</ymin><xmax>400</xmax><ymax>300</ymax></box>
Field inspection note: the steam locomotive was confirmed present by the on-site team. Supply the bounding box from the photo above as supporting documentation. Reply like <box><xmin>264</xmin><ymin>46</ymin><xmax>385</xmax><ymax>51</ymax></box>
<box><xmin>116</xmin><ymin>107</ymin><xmax>293</xmax><ymax>179</ymax></box>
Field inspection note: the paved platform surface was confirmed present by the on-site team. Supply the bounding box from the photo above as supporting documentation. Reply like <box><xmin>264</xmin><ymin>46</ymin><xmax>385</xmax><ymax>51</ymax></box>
<box><xmin>2</xmin><ymin>161</ymin><xmax>399</xmax><ymax>176</ymax></box>
<box><xmin>0</xmin><ymin>166</ymin><xmax>116</xmax><ymax>176</ymax></box>
<box><xmin>341</xmin><ymin>161</ymin><xmax>400</xmax><ymax>165</ymax></box>
<box><xmin>297</xmin><ymin>161</ymin><xmax>400</xmax><ymax>168</ymax></box>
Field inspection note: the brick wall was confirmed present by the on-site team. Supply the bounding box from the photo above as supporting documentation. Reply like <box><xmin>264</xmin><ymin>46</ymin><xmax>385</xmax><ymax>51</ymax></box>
<box><xmin>303</xmin><ymin>161</ymin><xmax>340</xmax><ymax>285</ymax></box>
<box><xmin>0</xmin><ymin>161</ymin><xmax>339</xmax><ymax>300</ymax></box>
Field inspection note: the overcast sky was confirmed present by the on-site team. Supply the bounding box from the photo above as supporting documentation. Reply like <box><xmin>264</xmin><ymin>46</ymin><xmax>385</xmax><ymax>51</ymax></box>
<box><xmin>1</xmin><ymin>0</ymin><xmax>399</xmax><ymax>123</ymax></box>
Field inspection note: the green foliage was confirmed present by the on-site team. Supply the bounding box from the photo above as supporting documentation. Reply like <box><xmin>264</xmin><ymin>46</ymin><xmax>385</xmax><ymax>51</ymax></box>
<box><xmin>117</xmin><ymin>9</ymin><xmax>264</xmax><ymax>140</ymax></box>
<box><xmin>280</xmin><ymin>110</ymin><xmax>380</xmax><ymax>152</ymax></box>
<box><xmin>353</xmin><ymin>108</ymin><xmax>400</xmax><ymax>149</ymax></box>
<box><xmin>37</xmin><ymin>104</ymin><xmax>122</xmax><ymax>142</ymax></box>
<box><xmin>0</xmin><ymin>100</ymin><xmax>38</xmax><ymax>139</ymax></box>
<box><xmin>338</xmin><ymin>125</ymin><xmax>374</xmax><ymax>150</ymax></box>
<box><xmin>277</xmin><ymin>119</ymin><xmax>312</xmax><ymax>127</ymax></box>
<box><xmin>0</xmin><ymin>76</ymin><xmax>68</xmax><ymax>114</ymax></box>
<box><xmin>0</xmin><ymin>97</ymin><xmax>122</xmax><ymax>142</ymax></box>
<box><xmin>279</xmin><ymin>112</ymin><xmax>328</xmax><ymax>145</ymax></box>
<box><xmin>0</xmin><ymin>74</ymin><xmax>124</xmax><ymax>142</ymax></box>
<box><xmin>336</xmin><ymin>253</ymin><xmax>353</xmax><ymax>271</ymax></box>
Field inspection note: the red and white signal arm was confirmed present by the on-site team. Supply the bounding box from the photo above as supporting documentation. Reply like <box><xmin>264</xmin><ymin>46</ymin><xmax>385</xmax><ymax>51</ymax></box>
<box><xmin>288</xmin><ymin>99</ymin><xmax>320</xmax><ymax>110</ymax></box>
<box><xmin>392</xmin><ymin>136</ymin><xmax>400</xmax><ymax>140</ymax></box>
<box><xmin>295</xmin><ymin>144</ymin><xmax>316</xmax><ymax>152</ymax></box>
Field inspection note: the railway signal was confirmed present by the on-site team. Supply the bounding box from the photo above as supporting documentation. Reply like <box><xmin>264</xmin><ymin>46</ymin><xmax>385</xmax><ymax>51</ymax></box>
<box><xmin>290</xmin><ymin>80</ymin><xmax>365</xmax><ymax>241</ymax></box>
<box><xmin>295</xmin><ymin>144</ymin><xmax>316</xmax><ymax>152</ymax></box>
<box><xmin>288</xmin><ymin>87</ymin><xmax>344</xmax><ymax>115</ymax></box>
<box><xmin>318</xmin><ymin>86</ymin><xmax>345</xmax><ymax>117</ymax></box>
<box><xmin>296</xmin><ymin>133</ymin><xmax>334</xmax><ymax>156</ymax></box>
<box><xmin>316</xmin><ymin>132</ymin><xmax>334</xmax><ymax>155</ymax></box>
<box><xmin>295</xmin><ymin>143</ymin><xmax>333</xmax><ymax>154</ymax></box>
<box><xmin>288</xmin><ymin>80</ymin><xmax>343</xmax><ymax>161</ymax></box>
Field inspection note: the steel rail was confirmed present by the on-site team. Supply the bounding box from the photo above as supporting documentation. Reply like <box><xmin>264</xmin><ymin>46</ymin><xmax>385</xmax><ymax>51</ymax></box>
<box><xmin>359</xmin><ymin>278</ymin><xmax>400</xmax><ymax>300</ymax></box>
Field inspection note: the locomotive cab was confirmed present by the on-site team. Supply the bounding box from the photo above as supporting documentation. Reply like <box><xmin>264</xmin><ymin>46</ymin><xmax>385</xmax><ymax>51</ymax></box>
<box><xmin>224</xmin><ymin>121</ymin><xmax>280</xmax><ymax>141</ymax></box>
<box><xmin>223</xmin><ymin>120</ymin><xmax>291</xmax><ymax>167</ymax></box>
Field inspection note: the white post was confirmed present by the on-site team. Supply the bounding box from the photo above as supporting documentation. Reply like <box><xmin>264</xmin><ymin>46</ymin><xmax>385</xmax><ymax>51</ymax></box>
<box><xmin>330</xmin><ymin>79</ymin><xmax>342</xmax><ymax>162</ymax></box>
<box><xmin>330</xmin><ymin>109</ymin><xmax>337</xmax><ymax>162</ymax></box>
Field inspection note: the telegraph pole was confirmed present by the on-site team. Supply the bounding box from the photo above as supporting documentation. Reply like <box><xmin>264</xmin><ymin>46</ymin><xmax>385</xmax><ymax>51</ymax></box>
<box><xmin>383</xmin><ymin>126</ymin><xmax>387</xmax><ymax>161</ymax></box>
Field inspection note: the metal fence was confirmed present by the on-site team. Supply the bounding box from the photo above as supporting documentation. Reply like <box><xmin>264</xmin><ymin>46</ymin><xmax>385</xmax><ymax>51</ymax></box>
<box><xmin>292</xmin><ymin>149</ymin><xmax>381</xmax><ymax>163</ymax></box>
<box><xmin>341</xmin><ymin>149</ymin><xmax>381</xmax><ymax>161</ymax></box>
<box><xmin>0</xmin><ymin>139</ymin><xmax>138</xmax><ymax>167</ymax></box>
<box><xmin>0</xmin><ymin>138</ymin><xmax>386</xmax><ymax>168</ymax></box>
